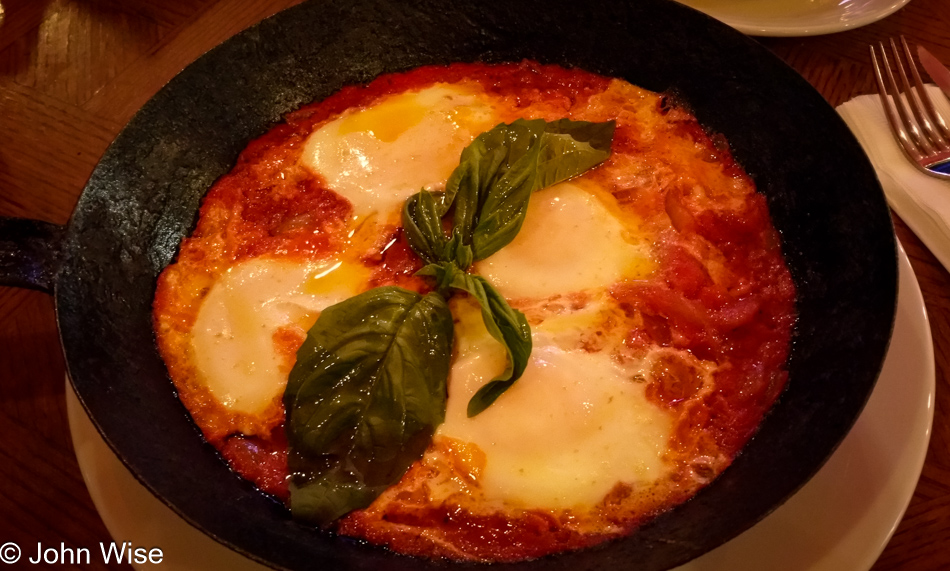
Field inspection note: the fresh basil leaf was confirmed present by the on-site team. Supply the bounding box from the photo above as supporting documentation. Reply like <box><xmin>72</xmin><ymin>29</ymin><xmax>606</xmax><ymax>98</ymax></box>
<box><xmin>284</xmin><ymin>286</ymin><xmax>454</xmax><ymax>526</ymax></box>
<box><xmin>408</xmin><ymin>119</ymin><xmax>614</xmax><ymax>268</ymax></box>
<box><xmin>537</xmin><ymin>118</ymin><xmax>618</xmax><ymax>187</ymax></box>
<box><xmin>470</xmin><ymin>119</ymin><xmax>616</xmax><ymax>259</ymax></box>
<box><xmin>402</xmin><ymin>191</ymin><xmax>475</xmax><ymax>269</ymax></box>
<box><xmin>402</xmin><ymin>190</ymin><xmax>447</xmax><ymax>265</ymax></box>
<box><xmin>444</xmin><ymin>229</ymin><xmax>474</xmax><ymax>271</ymax></box>
<box><xmin>437</xmin><ymin>119</ymin><xmax>615</xmax><ymax>261</ymax></box>
<box><xmin>418</xmin><ymin>262</ymin><xmax>531</xmax><ymax>417</ymax></box>
<box><xmin>442</xmin><ymin>121</ymin><xmax>531</xmax><ymax>242</ymax></box>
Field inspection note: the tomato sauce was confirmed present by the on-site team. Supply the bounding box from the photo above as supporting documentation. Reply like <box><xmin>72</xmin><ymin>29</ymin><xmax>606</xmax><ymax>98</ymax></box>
<box><xmin>155</xmin><ymin>61</ymin><xmax>796</xmax><ymax>562</ymax></box>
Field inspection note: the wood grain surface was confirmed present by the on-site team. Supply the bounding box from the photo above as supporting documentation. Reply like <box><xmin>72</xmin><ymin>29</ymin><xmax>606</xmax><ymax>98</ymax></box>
<box><xmin>1</xmin><ymin>0</ymin><xmax>948</xmax><ymax>569</ymax></box>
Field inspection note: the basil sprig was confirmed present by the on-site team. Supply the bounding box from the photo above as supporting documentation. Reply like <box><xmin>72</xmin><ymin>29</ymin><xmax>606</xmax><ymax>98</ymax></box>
<box><xmin>285</xmin><ymin>117</ymin><xmax>614</xmax><ymax>525</ymax></box>
<box><xmin>284</xmin><ymin>287</ymin><xmax>453</xmax><ymax>526</ymax></box>
<box><xmin>417</xmin><ymin>262</ymin><xmax>532</xmax><ymax>417</ymax></box>
<box><xmin>404</xmin><ymin>118</ymin><xmax>615</xmax><ymax>415</ymax></box>
<box><xmin>420</xmin><ymin>118</ymin><xmax>616</xmax><ymax>263</ymax></box>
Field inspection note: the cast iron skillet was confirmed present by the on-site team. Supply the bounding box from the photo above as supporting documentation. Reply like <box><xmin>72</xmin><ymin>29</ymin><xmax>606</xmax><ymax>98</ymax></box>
<box><xmin>0</xmin><ymin>0</ymin><xmax>897</xmax><ymax>569</ymax></box>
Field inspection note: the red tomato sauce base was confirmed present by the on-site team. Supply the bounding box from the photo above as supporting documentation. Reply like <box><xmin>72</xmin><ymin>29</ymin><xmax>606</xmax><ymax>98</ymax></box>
<box><xmin>155</xmin><ymin>61</ymin><xmax>796</xmax><ymax>562</ymax></box>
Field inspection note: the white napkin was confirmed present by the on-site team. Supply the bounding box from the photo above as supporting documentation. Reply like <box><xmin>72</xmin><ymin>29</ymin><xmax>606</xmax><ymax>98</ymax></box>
<box><xmin>837</xmin><ymin>85</ymin><xmax>950</xmax><ymax>271</ymax></box>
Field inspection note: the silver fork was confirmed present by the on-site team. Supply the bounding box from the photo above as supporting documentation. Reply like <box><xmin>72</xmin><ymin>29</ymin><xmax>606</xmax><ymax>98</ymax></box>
<box><xmin>870</xmin><ymin>36</ymin><xmax>950</xmax><ymax>179</ymax></box>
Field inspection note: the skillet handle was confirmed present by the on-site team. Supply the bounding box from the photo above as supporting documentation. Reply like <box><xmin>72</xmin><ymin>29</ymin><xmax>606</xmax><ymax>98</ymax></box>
<box><xmin>0</xmin><ymin>217</ymin><xmax>66</xmax><ymax>294</ymax></box>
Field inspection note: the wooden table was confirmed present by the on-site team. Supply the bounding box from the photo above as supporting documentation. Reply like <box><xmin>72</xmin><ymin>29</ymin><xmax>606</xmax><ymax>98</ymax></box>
<box><xmin>0</xmin><ymin>0</ymin><xmax>947</xmax><ymax>569</ymax></box>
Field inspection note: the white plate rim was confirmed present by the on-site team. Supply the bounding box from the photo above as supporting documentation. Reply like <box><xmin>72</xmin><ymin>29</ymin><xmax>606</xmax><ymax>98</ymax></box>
<box><xmin>676</xmin><ymin>0</ymin><xmax>912</xmax><ymax>37</ymax></box>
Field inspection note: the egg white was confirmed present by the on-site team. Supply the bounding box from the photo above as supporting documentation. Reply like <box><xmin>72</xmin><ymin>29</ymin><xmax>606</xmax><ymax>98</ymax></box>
<box><xmin>300</xmin><ymin>84</ymin><xmax>505</xmax><ymax>223</ymax></box>
<box><xmin>475</xmin><ymin>181</ymin><xmax>654</xmax><ymax>300</ymax></box>
<box><xmin>191</xmin><ymin>256</ymin><xmax>370</xmax><ymax>416</ymax></box>
<box><xmin>437</xmin><ymin>298</ymin><xmax>673</xmax><ymax>510</ymax></box>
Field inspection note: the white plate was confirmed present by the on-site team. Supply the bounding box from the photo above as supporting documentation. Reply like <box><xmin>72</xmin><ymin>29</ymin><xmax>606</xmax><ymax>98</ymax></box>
<box><xmin>67</xmin><ymin>244</ymin><xmax>933</xmax><ymax>571</ymax></box>
<box><xmin>676</xmin><ymin>0</ymin><xmax>912</xmax><ymax>37</ymax></box>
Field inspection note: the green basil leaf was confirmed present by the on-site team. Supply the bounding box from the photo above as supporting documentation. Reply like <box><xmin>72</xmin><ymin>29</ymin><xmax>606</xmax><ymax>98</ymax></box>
<box><xmin>470</xmin><ymin>119</ymin><xmax>616</xmax><ymax>259</ymax></box>
<box><xmin>284</xmin><ymin>286</ymin><xmax>454</xmax><ymax>525</ymax></box>
<box><xmin>443</xmin><ymin>229</ymin><xmax>474</xmax><ymax>271</ymax></box>
<box><xmin>402</xmin><ymin>190</ymin><xmax>475</xmax><ymax>269</ymax></box>
<box><xmin>440</xmin><ymin>119</ymin><xmax>543</xmax><ymax>245</ymax></box>
<box><xmin>417</xmin><ymin>262</ymin><xmax>531</xmax><ymax>417</ymax></box>
<box><xmin>439</xmin><ymin>124</ymin><xmax>516</xmax><ymax>213</ymax></box>
<box><xmin>402</xmin><ymin>190</ymin><xmax>448</xmax><ymax>265</ymax></box>
<box><xmin>407</xmin><ymin>119</ymin><xmax>614</xmax><ymax>268</ymax></box>
<box><xmin>437</xmin><ymin>119</ymin><xmax>615</xmax><ymax>261</ymax></box>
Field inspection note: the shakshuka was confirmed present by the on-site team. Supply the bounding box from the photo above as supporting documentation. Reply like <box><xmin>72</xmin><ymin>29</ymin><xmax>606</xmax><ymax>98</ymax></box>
<box><xmin>153</xmin><ymin>62</ymin><xmax>796</xmax><ymax>562</ymax></box>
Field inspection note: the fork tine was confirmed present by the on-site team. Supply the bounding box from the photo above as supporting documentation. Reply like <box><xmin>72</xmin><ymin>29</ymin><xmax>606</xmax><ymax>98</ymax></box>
<box><xmin>890</xmin><ymin>37</ymin><xmax>937</xmax><ymax>151</ymax></box>
<box><xmin>897</xmin><ymin>36</ymin><xmax>950</xmax><ymax>149</ymax></box>
<box><xmin>871</xmin><ymin>43</ymin><xmax>926</xmax><ymax>162</ymax></box>
<box><xmin>880</xmin><ymin>40</ymin><xmax>937</xmax><ymax>156</ymax></box>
